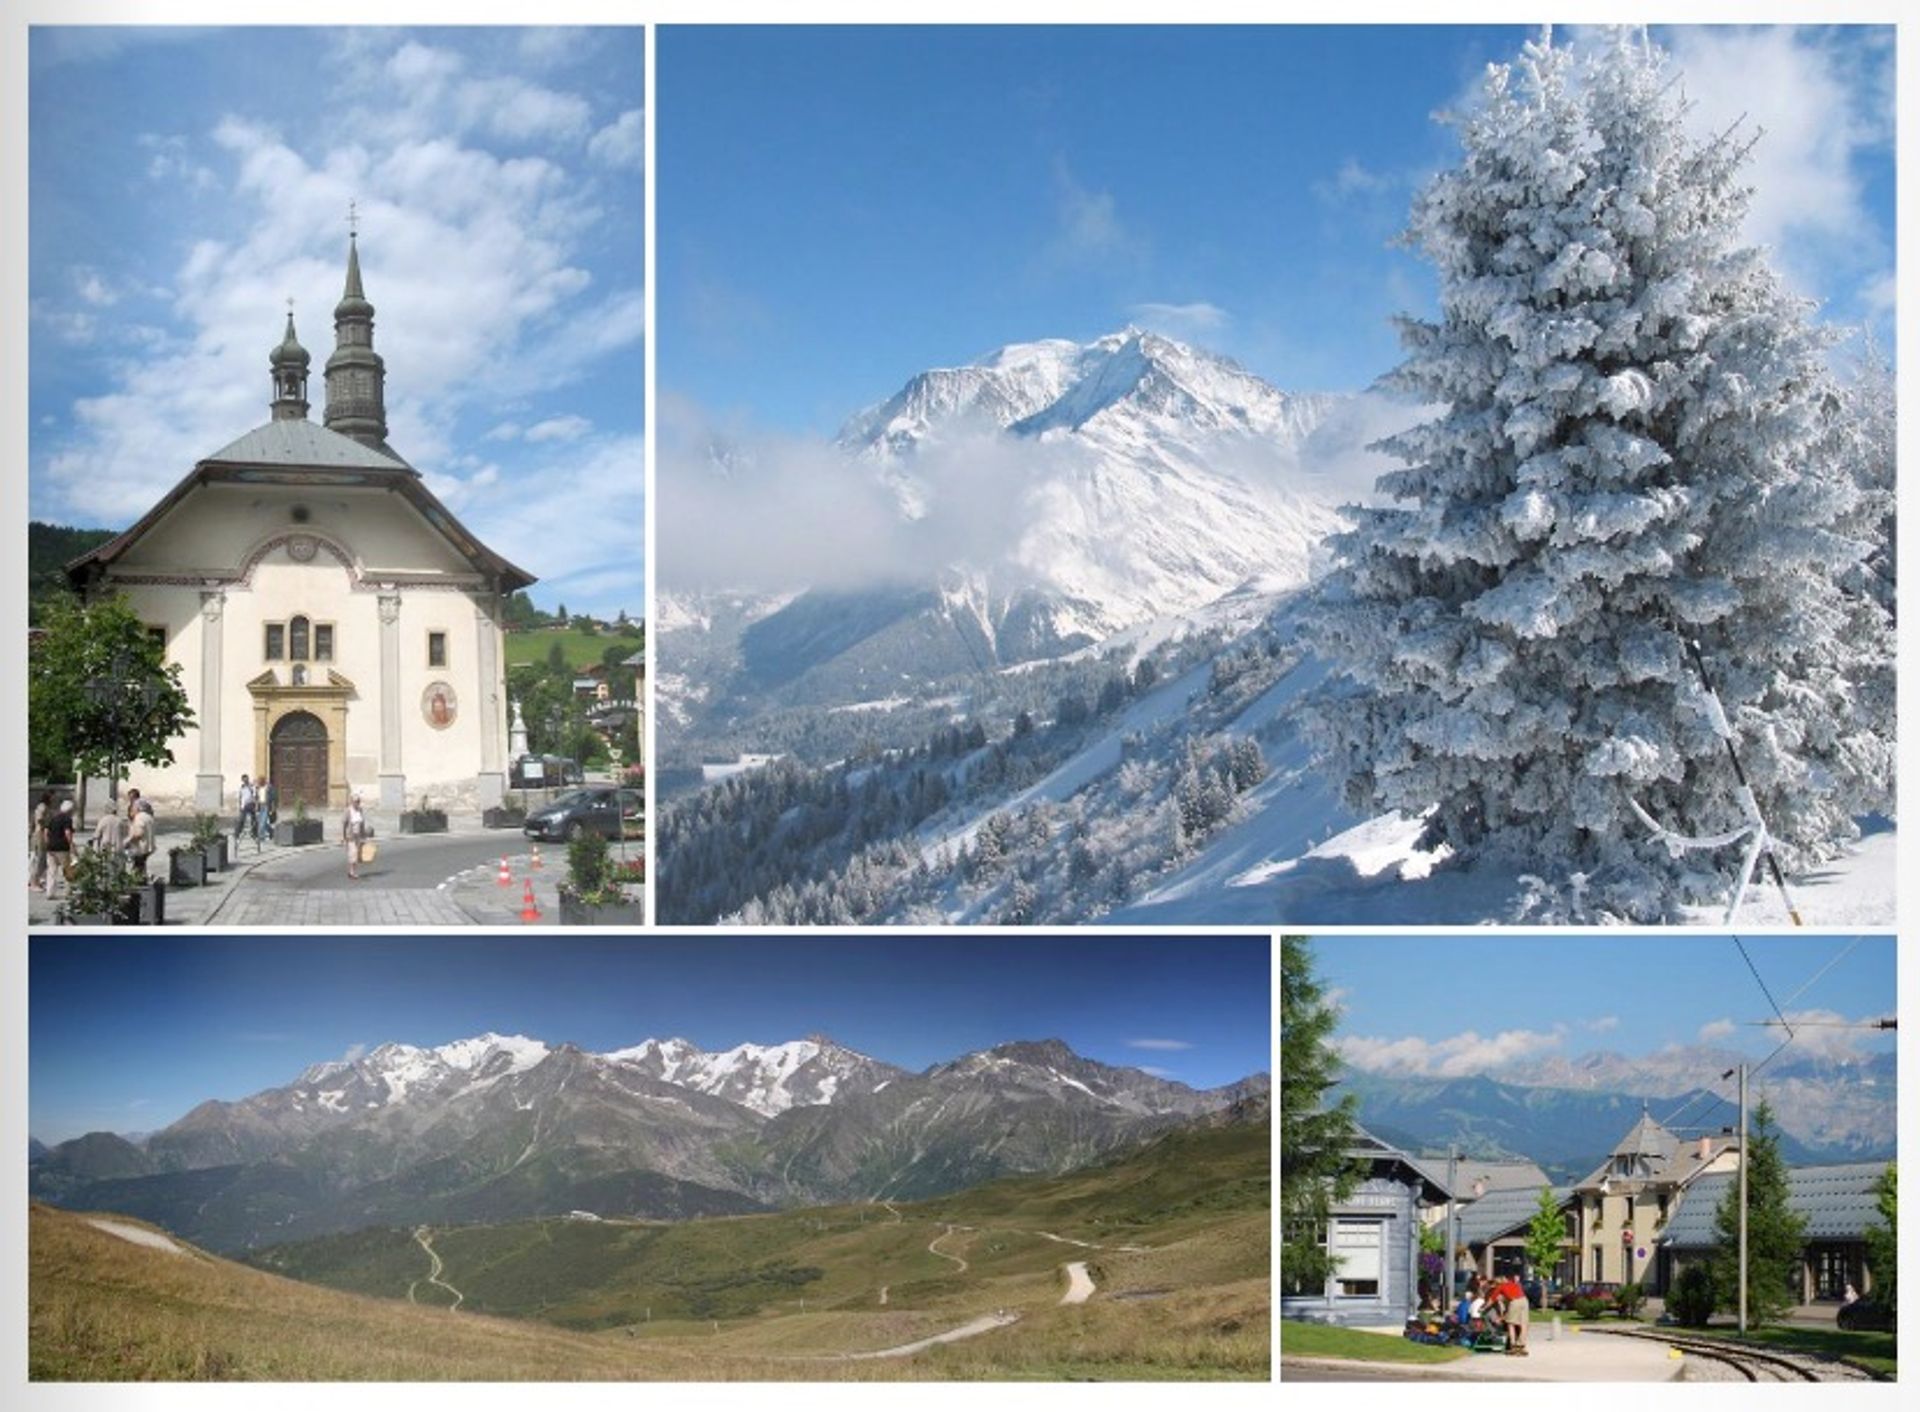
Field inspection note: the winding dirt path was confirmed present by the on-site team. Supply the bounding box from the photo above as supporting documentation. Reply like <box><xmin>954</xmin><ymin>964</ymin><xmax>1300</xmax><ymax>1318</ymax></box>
<box><xmin>1060</xmin><ymin>1261</ymin><xmax>1095</xmax><ymax>1305</ymax></box>
<box><xmin>926</xmin><ymin>1224</ymin><xmax>969</xmax><ymax>1274</ymax></box>
<box><xmin>842</xmin><ymin>1311</ymin><xmax>1020</xmax><ymax>1360</ymax></box>
<box><xmin>878</xmin><ymin>1284</ymin><xmax>890</xmax><ymax>1306</ymax></box>
<box><xmin>413</xmin><ymin>1226</ymin><xmax>465</xmax><ymax>1311</ymax></box>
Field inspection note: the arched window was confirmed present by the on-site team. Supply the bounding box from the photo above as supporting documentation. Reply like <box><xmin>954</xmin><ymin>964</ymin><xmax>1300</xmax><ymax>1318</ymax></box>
<box><xmin>290</xmin><ymin>615</ymin><xmax>310</xmax><ymax>661</ymax></box>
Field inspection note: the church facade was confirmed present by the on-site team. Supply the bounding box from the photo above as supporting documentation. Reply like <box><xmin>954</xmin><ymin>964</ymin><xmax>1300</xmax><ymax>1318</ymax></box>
<box><xmin>67</xmin><ymin>237</ymin><xmax>533</xmax><ymax>814</ymax></box>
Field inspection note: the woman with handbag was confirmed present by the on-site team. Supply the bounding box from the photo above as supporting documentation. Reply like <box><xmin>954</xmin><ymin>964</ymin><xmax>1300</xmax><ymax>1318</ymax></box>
<box><xmin>343</xmin><ymin>794</ymin><xmax>370</xmax><ymax>881</ymax></box>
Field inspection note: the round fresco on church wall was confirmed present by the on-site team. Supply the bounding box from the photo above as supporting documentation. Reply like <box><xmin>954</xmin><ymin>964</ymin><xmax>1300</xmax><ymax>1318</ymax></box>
<box><xmin>421</xmin><ymin>681</ymin><xmax>458</xmax><ymax>730</ymax></box>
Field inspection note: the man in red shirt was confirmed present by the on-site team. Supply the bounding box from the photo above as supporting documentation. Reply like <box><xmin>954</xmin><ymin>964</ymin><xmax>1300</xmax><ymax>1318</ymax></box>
<box><xmin>1493</xmin><ymin>1276</ymin><xmax>1530</xmax><ymax>1354</ymax></box>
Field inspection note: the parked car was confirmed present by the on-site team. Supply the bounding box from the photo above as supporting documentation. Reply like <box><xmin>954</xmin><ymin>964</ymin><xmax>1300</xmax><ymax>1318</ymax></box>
<box><xmin>1557</xmin><ymin>1281</ymin><xmax>1621</xmax><ymax>1310</ymax></box>
<box><xmin>523</xmin><ymin>787</ymin><xmax>643</xmax><ymax>842</ymax></box>
<box><xmin>1837</xmin><ymin>1298</ymin><xmax>1893</xmax><ymax>1332</ymax></box>
<box><xmin>509</xmin><ymin>754</ymin><xmax>585</xmax><ymax>789</ymax></box>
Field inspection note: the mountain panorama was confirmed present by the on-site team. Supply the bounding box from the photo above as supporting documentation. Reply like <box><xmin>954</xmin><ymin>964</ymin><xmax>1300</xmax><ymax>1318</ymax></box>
<box><xmin>29</xmin><ymin>1032</ymin><xmax>1268</xmax><ymax>1253</ymax></box>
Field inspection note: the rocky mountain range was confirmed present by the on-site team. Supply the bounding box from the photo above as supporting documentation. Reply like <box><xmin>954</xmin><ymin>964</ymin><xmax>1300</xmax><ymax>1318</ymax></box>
<box><xmin>1335</xmin><ymin>1048</ymin><xmax>1896</xmax><ymax>1181</ymax></box>
<box><xmin>30</xmin><ymin>1033</ymin><xmax>1266</xmax><ymax>1252</ymax></box>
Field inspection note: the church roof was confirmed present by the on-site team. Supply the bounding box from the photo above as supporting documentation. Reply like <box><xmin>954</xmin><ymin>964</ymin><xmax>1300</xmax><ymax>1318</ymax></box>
<box><xmin>205</xmin><ymin>418</ymin><xmax>410</xmax><ymax>472</ymax></box>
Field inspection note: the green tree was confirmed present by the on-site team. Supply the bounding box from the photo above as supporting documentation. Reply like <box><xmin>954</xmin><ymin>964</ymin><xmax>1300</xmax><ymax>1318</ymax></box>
<box><xmin>1523</xmin><ymin>1185</ymin><xmax>1567</xmax><ymax>1289</ymax></box>
<box><xmin>1710</xmin><ymin>1100</ymin><xmax>1807</xmax><ymax>1326</ymax></box>
<box><xmin>29</xmin><ymin>593</ymin><xmax>194</xmax><ymax>791</ymax></box>
<box><xmin>1280</xmin><ymin>935</ymin><xmax>1359</xmax><ymax>1296</ymax></box>
<box><xmin>1864</xmin><ymin>1161</ymin><xmax>1895</xmax><ymax>1312</ymax></box>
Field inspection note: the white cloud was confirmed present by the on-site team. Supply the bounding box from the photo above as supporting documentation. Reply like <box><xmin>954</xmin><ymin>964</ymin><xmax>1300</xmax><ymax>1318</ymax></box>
<box><xmin>1338</xmin><ymin>1025</ymin><xmax>1567</xmax><ymax>1078</ymax></box>
<box><xmin>588</xmin><ymin>108</ymin><xmax>645</xmax><ymax>172</ymax></box>
<box><xmin>1137</xmin><ymin>1066</ymin><xmax>1176</xmax><ymax>1079</ymax></box>
<box><xmin>1126</xmin><ymin>1038</ymin><xmax>1193</xmax><ymax>1052</ymax></box>
<box><xmin>1584</xmin><ymin>1015</ymin><xmax>1620</xmax><ymax>1034</ymax></box>
<box><xmin>1770</xmin><ymin>1009</ymin><xmax>1886</xmax><ymax>1065</ymax></box>
<box><xmin>524</xmin><ymin>414</ymin><xmax>593</xmax><ymax>443</ymax></box>
<box><xmin>342</xmin><ymin>1043</ymin><xmax>367</xmax><ymax>1063</ymax></box>
<box><xmin>1046</xmin><ymin>158</ymin><xmax>1139</xmax><ymax>267</ymax></box>
<box><xmin>1698</xmin><ymin>1018</ymin><xmax>1736</xmax><ymax>1043</ymax></box>
<box><xmin>1129</xmin><ymin>302</ymin><xmax>1228</xmax><ymax>340</ymax></box>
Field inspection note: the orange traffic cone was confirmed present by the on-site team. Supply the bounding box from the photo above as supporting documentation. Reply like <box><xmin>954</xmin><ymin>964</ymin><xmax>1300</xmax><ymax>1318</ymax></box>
<box><xmin>530</xmin><ymin>844</ymin><xmax>543</xmax><ymax>870</ymax></box>
<box><xmin>519</xmin><ymin>879</ymin><xmax>542</xmax><ymax>922</ymax></box>
<box><xmin>496</xmin><ymin>856</ymin><xmax>512</xmax><ymax>887</ymax></box>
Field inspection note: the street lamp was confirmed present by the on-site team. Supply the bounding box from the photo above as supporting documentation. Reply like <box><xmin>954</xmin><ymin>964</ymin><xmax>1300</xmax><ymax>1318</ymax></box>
<box><xmin>84</xmin><ymin>645</ymin><xmax>163</xmax><ymax>816</ymax></box>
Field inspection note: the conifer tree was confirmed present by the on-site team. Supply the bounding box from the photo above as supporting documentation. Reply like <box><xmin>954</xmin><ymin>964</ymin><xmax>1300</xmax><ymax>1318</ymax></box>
<box><xmin>1305</xmin><ymin>28</ymin><xmax>1892</xmax><ymax>920</ymax></box>
<box><xmin>1710</xmin><ymin>1100</ymin><xmax>1806</xmax><ymax>1325</ymax></box>
<box><xmin>1864</xmin><ymin>1161</ymin><xmax>1895</xmax><ymax>1313</ymax></box>
<box><xmin>1280</xmin><ymin>935</ymin><xmax>1359</xmax><ymax>1295</ymax></box>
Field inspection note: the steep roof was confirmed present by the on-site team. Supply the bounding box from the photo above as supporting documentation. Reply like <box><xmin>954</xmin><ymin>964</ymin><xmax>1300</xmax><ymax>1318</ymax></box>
<box><xmin>1453</xmin><ymin>1185</ymin><xmax>1573</xmax><ymax>1246</ymax></box>
<box><xmin>66</xmin><ymin>425</ymin><xmax>533</xmax><ymax>594</ymax></box>
<box><xmin>1661</xmin><ymin>1163</ymin><xmax>1891</xmax><ymax>1248</ymax></box>
<box><xmin>1407</xmin><ymin>1155</ymin><xmax>1551</xmax><ymax>1199</ymax></box>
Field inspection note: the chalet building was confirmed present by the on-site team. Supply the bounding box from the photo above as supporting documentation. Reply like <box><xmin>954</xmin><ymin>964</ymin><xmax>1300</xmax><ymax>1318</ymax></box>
<box><xmin>1567</xmin><ymin>1108</ymin><xmax>1740</xmax><ymax>1289</ymax></box>
<box><xmin>1283</xmin><ymin>1127</ymin><xmax>1449</xmax><ymax>1327</ymax></box>
<box><xmin>1659</xmin><ymin>1162</ymin><xmax>1892</xmax><ymax>1303</ymax></box>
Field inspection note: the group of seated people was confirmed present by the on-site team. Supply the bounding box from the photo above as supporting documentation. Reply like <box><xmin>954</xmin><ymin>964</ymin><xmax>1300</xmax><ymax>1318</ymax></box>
<box><xmin>1405</xmin><ymin>1273</ymin><xmax>1533</xmax><ymax>1354</ymax></box>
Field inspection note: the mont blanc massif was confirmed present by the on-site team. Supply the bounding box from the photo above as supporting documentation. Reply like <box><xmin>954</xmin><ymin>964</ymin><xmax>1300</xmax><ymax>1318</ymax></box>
<box><xmin>657</xmin><ymin>328</ymin><xmax>1894</xmax><ymax>928</ymax></box>
<box><xmin>30</xmin><ymin>1030</ymin><xmax>1266</xmax><ymax>1251</ymax></box>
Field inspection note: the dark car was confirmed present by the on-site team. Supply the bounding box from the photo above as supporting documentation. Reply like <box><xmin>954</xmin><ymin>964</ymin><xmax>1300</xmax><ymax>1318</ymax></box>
<box><xmin>1837</xmin><ymin>1298</ymin><xmax>1892</xmax><ymax>1332</ymax></box>
<box><xmin>523</xmin><ymin>787</ymin><xmax>642</xmax><ymax>842</ymax></box>
<box><xmin>509</xmin><ymin>754</ymin><xmax>585</xmax><ymax>789</ymax></box>
<box><xmin>1557</xmin><ymin>1281</ymin><xmax>1621</xmax><ymax>1310</ymax></box>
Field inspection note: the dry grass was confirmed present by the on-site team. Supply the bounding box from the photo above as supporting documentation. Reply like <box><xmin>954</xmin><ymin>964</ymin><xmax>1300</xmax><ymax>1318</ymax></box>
<box><xmin>32</xmin><ymin>1202</ymin><xmax>1268</xmax><ymax>1381</ymax></box>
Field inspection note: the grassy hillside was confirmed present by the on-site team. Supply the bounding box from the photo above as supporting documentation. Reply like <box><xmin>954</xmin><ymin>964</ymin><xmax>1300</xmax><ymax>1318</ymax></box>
<box><xmin>205</xmin><ymin>1119</ymin><xmax>1272</xmax><ymax>1379</ymax></box>
<box><xmin>504</xmin><ymin>624</ymin><xmax>643</xmax><ymax>673</ymax></box>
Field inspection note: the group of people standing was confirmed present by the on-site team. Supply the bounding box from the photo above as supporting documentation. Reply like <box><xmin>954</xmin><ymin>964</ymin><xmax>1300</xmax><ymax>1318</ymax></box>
<box><xmin>29</xmin><ymin>789</ymin><xmax>156</xmax><ymax>899</ymax></box>
<box><xmin>234</xmin><ymin>774</ymin><xmax>279</xmax><ymax>851</ymax></box>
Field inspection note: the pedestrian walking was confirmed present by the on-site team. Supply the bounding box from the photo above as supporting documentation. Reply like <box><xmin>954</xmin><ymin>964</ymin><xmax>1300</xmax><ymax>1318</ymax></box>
<box><xmin>92</xmin><ymin>803</ymin><xmax>127</xmax><ymax>855</ymax></box>
<box><xmin>43</xmin><ymin>800</ymin><xmax>76</xmax><ymax>899</ymax></box>
<box><xmin>343</xmin><ymin>794</ymin><xmax>369</xmax><ymax>881</ymax></box>
<box><xmin>235</xmin><ymin>774</ymin><xmax>257</xmax><ymax>843</ymax></box>
<box><xmin>28</xmin><ymin>790</ymin><xmax>53</xmax><ymax>891</ymax></box>
<box><xmin>125</xmin><ymin>795</ymin><xmax>155</xmax><ymax>879</ymax></box>
<box><xmin>257</xmin><ymin>777</ymin><xmax>277</xmax><ymax>847</ymax></box>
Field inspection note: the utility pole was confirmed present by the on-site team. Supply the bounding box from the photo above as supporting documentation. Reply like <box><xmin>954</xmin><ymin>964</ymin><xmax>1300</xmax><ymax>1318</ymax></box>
<box><xmin>1738</xmin><ymin>1062</ymin><xmax>1749</xmax><ymax>1334</ymax></box>
<box><xmin>1444</xmin><ymin>1144</ymin><xmax>1458</xmax><ymax>1308</ymax></box>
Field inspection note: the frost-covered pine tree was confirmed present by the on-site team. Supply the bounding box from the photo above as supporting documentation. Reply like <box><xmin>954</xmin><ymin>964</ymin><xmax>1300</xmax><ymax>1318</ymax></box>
<box><xmin>1304</xmin><ymin>28</ymin><xmax>1894</xmax><ymax>919</ymax></box>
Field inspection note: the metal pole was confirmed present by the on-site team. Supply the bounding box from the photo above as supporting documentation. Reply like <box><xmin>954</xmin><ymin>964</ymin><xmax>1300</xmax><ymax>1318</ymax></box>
<box><xmin>1738</xmin><ymin>1062</ymin><xmax>1749</xmax><ymax>1334</ymax></box>
<box><xmin>1445</xmin><ymin>1144</ymin><xmax>1457</xmax><ymax>1309</ymax></box>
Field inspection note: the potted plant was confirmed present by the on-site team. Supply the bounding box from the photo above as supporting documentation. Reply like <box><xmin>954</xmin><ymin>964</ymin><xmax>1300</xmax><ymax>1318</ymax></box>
<box><xmin>274</xmin><ymin>797</ymin><xmax>324</xmax><ymax>846</ymax></box>
<box><xmin>191</xmin><ymin>812</ymin><xmax>228</xmax><ymax>873</ymax></box>
<box><xmin>60</xmin><ymin>847</ymin><xmax>144</xmax><ymax>926</ymax></box>
<box><xmin>483</xmin><ymin>802</ymin><xmax>527</xmax><ymax>829</ymax></box>
<box><xmin>557</xmin><ymin>828</ymin><xmax>645</xmax><ymax>925</ymax></box>
<box><xmin>399</xmin><ymin>793</ymin><xmax>449</xmax><ymax>834</ymax></box>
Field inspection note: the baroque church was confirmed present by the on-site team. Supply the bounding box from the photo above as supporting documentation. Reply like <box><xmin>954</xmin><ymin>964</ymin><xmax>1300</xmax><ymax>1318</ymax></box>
<box><xmin>66</xmin><ymin>236</ymin><xmax>533</xmax><ymax>814</ymax></box>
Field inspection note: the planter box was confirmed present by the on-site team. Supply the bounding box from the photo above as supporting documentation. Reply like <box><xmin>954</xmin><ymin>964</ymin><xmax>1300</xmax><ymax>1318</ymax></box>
<box><xmin>399</xmin><ymin>809</ymin><xmax>449</xmax><ymax>834</ymax></box>
<box><xmin>205</xmin><ymin>836</ymin><xmax>230</xmax><ymax>872</ymax></box>
<box><xmin>118</xmin><ymin>882</ymin><xmax>166</xmax><ymax>926</ymax></box>
<box><xmin>483</xmin><ymin>806</ymin><xmax>527</xmax><ymax>830</ymax></box>
<box><xmin>275</xmin><ymin>819</ymin><xmax>325</xmax><ymax>846</ymax></box>
<box><xmin>557</xmin><ymin>887</ymin><xmax>646</xmax><ymax>927</ymax></box>
<box><xmin>169</xmin><ymin>849</ymin><xmax>208</xmax><ymax>888</ymax></box>
<box><xmin>61</xmin><ymin>910</ymin><xmax>115</xmax><ymax>927</ymax></box>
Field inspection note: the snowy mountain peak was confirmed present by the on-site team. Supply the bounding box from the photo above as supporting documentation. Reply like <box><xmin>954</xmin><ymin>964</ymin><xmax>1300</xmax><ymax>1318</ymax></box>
<box><xmin>599</xmin><ymin>1035</ymin><xmax>900</xmax><ymax>1118</ymax></box>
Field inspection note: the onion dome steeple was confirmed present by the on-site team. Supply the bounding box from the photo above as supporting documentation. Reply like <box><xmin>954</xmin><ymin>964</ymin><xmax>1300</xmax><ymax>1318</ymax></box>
<box><xmin>323</xmin><ymin>220</ymin><xmax>391</xmax><ymax>451</ymax></box>
<box><xmin>269</xmin><ymin>304</ymin><xmax>311</xmax><ymax>421</ymax></box>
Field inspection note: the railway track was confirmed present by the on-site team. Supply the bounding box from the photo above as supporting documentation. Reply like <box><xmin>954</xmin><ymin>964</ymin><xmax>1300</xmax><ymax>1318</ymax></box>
<box><xmin>1584</xmin><ymin>1326</ymin><xmax>1871</xmax><ymax>1382</ymax></box>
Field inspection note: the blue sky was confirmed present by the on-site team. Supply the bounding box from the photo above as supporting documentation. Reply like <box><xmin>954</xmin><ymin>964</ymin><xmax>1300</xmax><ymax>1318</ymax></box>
<box><xmin>660</xmin><ymin>24</ymin><xmax>1895</xmax><ymax>437</ymax></box>
<box><xmin>29</xmin><ymin>934</ymin><xmax>1271</xmax><ymax>1143</ymax></box>
<box><xmin>29</xmin><ymin>26</ymin><xmax>644</xmax><ymax>616</ymax></box>
<box><xmin>1303</xmin><ymin>933</ymin><xmax>1896</xmax><ymax>1078</ymax></box>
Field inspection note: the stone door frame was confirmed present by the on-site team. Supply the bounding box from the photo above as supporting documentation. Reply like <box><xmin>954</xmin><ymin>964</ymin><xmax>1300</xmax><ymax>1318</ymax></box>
<box><xmin>246</xmin><ymin>669</ymin><xmax>356</xmax><ymax>808</ymax></box>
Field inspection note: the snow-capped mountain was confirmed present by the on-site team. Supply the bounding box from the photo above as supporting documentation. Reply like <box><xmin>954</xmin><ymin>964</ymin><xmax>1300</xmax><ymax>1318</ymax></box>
<box><xmin>30</xmin><ymin>1032</ymin><xmax>1263</xmax><ymax>1251</ymax></box>
<box><xmin>662</xmin><ymin>330</ymin><xmax>1393</xmax><ymax>732</ymax></box>
<box><xmin>600</xmin><ymin>1035</ymin><xmax>905</xmax><ymax>1117</ymax></box>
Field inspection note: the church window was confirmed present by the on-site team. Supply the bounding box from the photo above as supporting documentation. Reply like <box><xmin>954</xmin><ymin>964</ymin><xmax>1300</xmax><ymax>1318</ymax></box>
<box><xmin>314</xmin><ymin>623</ymin><xmax>335</xmax><ymax>662</ymax></box>
<box><xmin>428</xmin><ymin>631</ymin><xmax>447</xmax><ymax>668</ymax></box>
<box><xmin>264</xmin><ymin>624</ymin><xmax>286</xmax><ymax>660</ymax></box>
<box><xmin>290</xmin><ymin>616</ymin><xmax>310</xmax><ymax>661</ymax></box>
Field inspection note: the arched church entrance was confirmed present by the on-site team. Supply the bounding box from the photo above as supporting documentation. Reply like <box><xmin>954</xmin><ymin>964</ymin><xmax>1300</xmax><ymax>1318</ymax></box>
<box><xmin>271</xmin><ymin>710</ymin><xmax>330</xmax><ymax>809</ymax></box>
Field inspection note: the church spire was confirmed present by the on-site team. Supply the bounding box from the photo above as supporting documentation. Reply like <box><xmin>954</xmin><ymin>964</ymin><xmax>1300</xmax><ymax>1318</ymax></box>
<box><xmin>269</xmin><ymin>302</ymin><xmax>311</xmax><ymax>421</ymax></box>
<box><xmin>323</xmin><ymin>222</ymin><xmax>389</xmax><ymax>449</ymax></box>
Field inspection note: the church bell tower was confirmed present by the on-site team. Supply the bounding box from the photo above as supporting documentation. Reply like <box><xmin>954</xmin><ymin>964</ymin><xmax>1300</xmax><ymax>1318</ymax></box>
<box><xmin>268</xmin><ymin>307</ymin><xmax>310</xmax><ymax>421</ymax></box>
<box><xmin>323</xmin><ymin>223</ymin><xmax>391</xmax><ymax>451</ymax></box>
